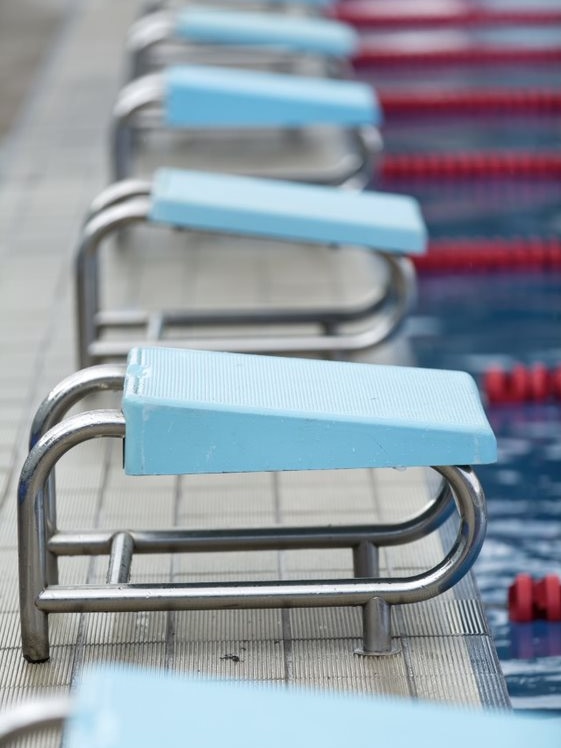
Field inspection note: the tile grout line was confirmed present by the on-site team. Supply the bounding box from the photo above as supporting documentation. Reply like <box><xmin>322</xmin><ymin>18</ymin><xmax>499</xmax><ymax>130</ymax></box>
<box><xmin>0</xmin><ymin>0</ymin><xmax>82</xmax><ymax>188</ymax></box>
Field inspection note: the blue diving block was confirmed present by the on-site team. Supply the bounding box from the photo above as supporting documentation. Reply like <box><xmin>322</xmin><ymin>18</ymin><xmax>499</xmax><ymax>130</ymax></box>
<box><xmin>18</xmin><ymin>346</ymin><xmax>495</xmax><ymax>662</ymax></box>
<box><xmin>126</xmin><ymin>7</ymin><xmax>359</xmax><ymax>79</ymax></box>
<box><xmin>111</xmin><ymin>64</ymin><xmax>381</xmax><ymax>185</ymax></box>
<box><xmin>77</xmin><ymin>168</ymin><xmax>425</xmax><ymax>366</ymax></box>
<box><xmin>2</xmin><ymin>667</ymin><xmax>559</xmax><ymax>745</ymax></box>
<box><xmin>56</xmin><ymin>669</ymin><xmax>561</xmax><ymax>747</ymax></box>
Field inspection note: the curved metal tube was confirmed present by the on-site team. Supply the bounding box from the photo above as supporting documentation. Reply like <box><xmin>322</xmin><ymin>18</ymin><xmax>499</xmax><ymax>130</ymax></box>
<box><xmin>87</xmin><ymin>179</ymin><xmax>151</xmax><ymax>222</ymax></box>
<box><xmin>0</xmin><ymin>696</ymin><xmax>70</xmax><ymax>744</ymax></box>
<box><xmin>30</xmin><ymin>365</ymin><xmax>126</xmax><ymax>449</ymax></box>
<box><xmin>18</xmin><ymin>411</ymin><xmax>126</xmax><ymax>662</ymax></box>
<box><xmin>111</xmin><ymin>73</ymin><xmax>165</xmax><ymax>181</ymax></box>
<box><xmin>340</xmin><ymin>124</ymin><xmax>382</xmax><ymax>190</ymax></box>
<box><xmin>126</xmin><ymin>11</ymin><xmax>175</xmax><ymax>79</ymax></box>
<box><xmin>76</xmin><ymin>198</ymin><xmax>151</xmax><ymax>368</ymax></box>
<box><xmin>113</xmin><ymin>73</ymin><xmax>165</xmax><ymax>124</ymax></box>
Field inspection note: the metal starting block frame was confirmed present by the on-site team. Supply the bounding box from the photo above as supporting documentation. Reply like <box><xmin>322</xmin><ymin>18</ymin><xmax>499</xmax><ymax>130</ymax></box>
<box><xmin>126</xmin><ymin>7</ymin><xmax>359</xmax><ymax>80</ymax></box>
<box><xmin>18</xmin><ymin>347</ymin><xmax>496</xmax><ymax>663</ymax></box>
<box><xmin>76</xmin><ymin>168</ymin><xmax>425</xmax><ymax>367</ymax></box>
<box><xmin>111</xmin><ymin>64</ymin><xmax>381</xmax><ymax>186</ymax></box>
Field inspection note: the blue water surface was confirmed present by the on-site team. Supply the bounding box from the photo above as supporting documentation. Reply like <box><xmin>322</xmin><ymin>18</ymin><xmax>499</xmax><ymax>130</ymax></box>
<box><xmin>413</xmin><ymin>270</ymin><xmax>561</xmax><ymax>717</ymax></box>
<box><xmin>361</xmin><ymin>52</ymin><xmax>561</xmax><ymax>715</ymax></box>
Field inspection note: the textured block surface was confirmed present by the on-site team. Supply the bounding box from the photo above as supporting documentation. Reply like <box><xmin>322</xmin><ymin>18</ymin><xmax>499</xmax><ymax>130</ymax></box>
<box><xmin>64</xmin><ymin>668</ymin><xmax>558</xmax><ymax>748</ymax></box>
<box><xmin>149</xmin><ymin>169</ymin><xmax>427</xmax><ymax>253</ymax></box>
<box><xmin>164</xmin><ymin>65</ymin><xmax>379</xmax><ymax>127</ymax></box>
<box><xmin>122</xmin><ymin>347</ymin><xmax>496</xmax><ymax>475</ymax></box>
<box><xmin>175</xmin><ymin>8</ymin><xmax>358</xmax><ymax>57</ymax></box>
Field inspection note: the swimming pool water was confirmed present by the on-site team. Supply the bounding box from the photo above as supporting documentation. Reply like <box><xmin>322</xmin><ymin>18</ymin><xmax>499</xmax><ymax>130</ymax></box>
<box><xmin>415</xmin><ymin>271</ymin><xmax>561</xmax><ymax>717</ymax></box>
<box><xmin>359</xmin><ymin>35</ymin><xmax>561</xmax><ymax>713</ymax></box>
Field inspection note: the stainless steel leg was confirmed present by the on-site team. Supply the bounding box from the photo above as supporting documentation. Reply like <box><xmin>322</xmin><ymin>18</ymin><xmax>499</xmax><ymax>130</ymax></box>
<box><xmin>358</xmin><ymin>597</ymin><xmax>394</xmax><ymax>655</ymax></box>
<box><xmin>353</xmin><ymin>541</ymin><xmax>397</xmax><ymax>655</ymax></box>
<box><xmin>353</xmin><ymin>540</ymin><xmax>379</xmax><ymax>577</ymax></box>
<box><xmin>17</xmin><ymin>477</ymin><xmax>50</xmax><ymax>662</ymax></box>
<box><xmin>107</xmin><ymin>532</ymin><xmax>135</xmax><ymax>584</ymax></box>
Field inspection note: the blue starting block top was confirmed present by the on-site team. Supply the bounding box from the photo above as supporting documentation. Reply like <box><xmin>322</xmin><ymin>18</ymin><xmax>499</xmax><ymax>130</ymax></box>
<box><xmin>149</xmin><ymin>169</ymin><xmax>427</xmax><ymax>253</ymax></box>
<box><xmin>122</xmin><ymin>347</ymin><xmax>497</xmax><ymax>476</ymax></box>
<box><xmin>64</xmin><ymin>668</ymin><xmax>560</xmax><ymax>748</ymax></box>
<box><xmin>164</xmin><ymin>65</ymin><xmax>379</xmax><ymax>127</ymax></box>
<box><xmin>175</xmin><ymin>8</ymin><xmax>359</xmax><ymax>57</ymax></box>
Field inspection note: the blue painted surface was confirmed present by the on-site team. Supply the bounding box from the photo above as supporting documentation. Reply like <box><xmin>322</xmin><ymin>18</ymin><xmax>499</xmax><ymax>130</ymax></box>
<box><xmin>175</xmin><ymin>8</ymin><xmax>358</xmax><ymax>57</ymax></box>
<box><xmin>149</xmin><ymin>168</ymin><xmax>426</xmax><ymax>253</ymax></box>
<box><xmin>122</xmin><ymin>347</ymin><xmax>495</xmax><ymax>475</ymax></box>
<box><xmin>164</xmin><ymin>65</ymin><xmax>380</xmax><ymax>127</ymax></box>
<box><xmin>64</xmin><ymin>668</ymin><xmax>561</xmax><ymax>747</ymax></box>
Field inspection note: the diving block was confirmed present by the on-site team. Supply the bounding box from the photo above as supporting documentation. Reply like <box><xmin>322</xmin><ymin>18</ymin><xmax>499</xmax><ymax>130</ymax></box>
<box><xmin>139</xmin><ymin>0</ymin><xmax>335</xmax><ymax>20</ymax></box>
<box><xmin>77</xmin><ymin>168</ymin><xmax>425</xmax><ymax>366</ymax></box>
<box><xmin>126</xmin><ymin>8</ymin><xmax>359</xmax><ymax>79</ymax></box>
<box><xmin>123</xmin><ymin>347</ymin><xmax>494</xmax><ymax>474</ymax></box>
<box><xmin>18</xmin><ymin>346</ymin><xmax>495</xmax><ymax>662</ymax></box>
<box><xmin>111</xmin><ymin>64</ymin><xmax>381</xmax><ymax>185</ymax></box>
<box><xmin>2</xmin><ymin>667</ymin><xmax>560</xmax><ymax>746</ymax></box>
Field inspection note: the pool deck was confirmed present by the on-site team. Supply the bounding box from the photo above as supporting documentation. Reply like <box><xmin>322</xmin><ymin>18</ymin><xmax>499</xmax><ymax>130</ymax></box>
<box><xmin>0</xmin><ymin>0</ymin><xmax>509</xmax><ymax>736</ymax></box>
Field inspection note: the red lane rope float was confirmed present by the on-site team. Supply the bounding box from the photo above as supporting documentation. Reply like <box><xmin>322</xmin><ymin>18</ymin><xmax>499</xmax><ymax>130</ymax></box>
<box><xmin>534</xmin><ymin>576</ymin><xmax>561</xmax><ymax>623</ymax></box>
<box><xmin>353</xmin><ymin>45</ymin><xmax>561</xmax><ymax>67</ymax></box>
<box><xmin>378</xmin><ymin>89</ymin><xmax>561</xmax><ymax>117</ymax></box>
<box><xmin>381</xmin><ymin>152</ymin><xmax>561</xmax><ymax>180</ymax></box>
<box><xmin>509</xmin><ymin>574</ymin><xmax>534</xmax><ymax>623</ymax></box>
<box><xmin>413</xmin><ymin>238</ymin><xmax>561</xmax><ymax>273</ymax></box>
<box><xmin>483</xmin><ymin>364</ymin><xmax>561</xmax><ymax>404</ymax></box>
<box><xmin>335</xmin><ymin>3</ymin><xmax>561</xmax><ymax>29</ymax></box>
<box><xmin>509</xmin><ymin>574</ymin><xmax>561</xmax><ymax>622</ymax></box>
